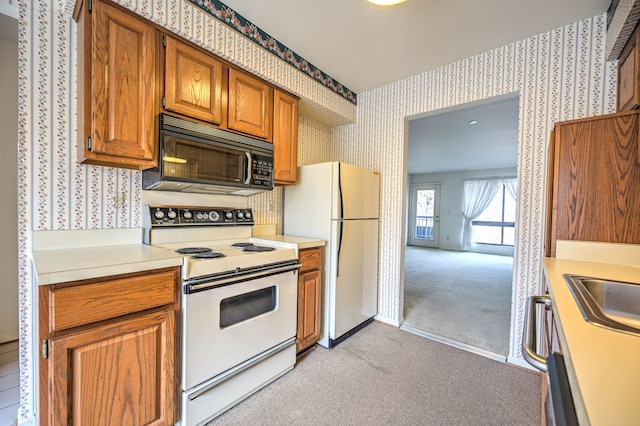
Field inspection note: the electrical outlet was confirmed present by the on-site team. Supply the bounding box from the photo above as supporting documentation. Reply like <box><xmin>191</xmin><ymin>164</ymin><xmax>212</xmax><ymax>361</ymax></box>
<box><xmin>111</xmin><ymin>193</ymin><xmax>125</xmax><ymax>209</ymax></box>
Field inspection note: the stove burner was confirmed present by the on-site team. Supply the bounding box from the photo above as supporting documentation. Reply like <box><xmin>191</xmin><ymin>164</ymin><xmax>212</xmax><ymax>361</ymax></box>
<box><xmin>191</xmin><ymin>251</ymin><xmax>225</xmax><ymax>259</ymax></box>
<box><xmin>231</xmin><ymin>242</ymin><xmax>255</xmax><ymax>248</ymax></box>
<box><xmin>175</xmin><ymin>247</ymin><xmax>212</xmax><ymax>255</ymax></box>
<box><xmin>243</xmin><ymin>245</ymin><xmax>276</xmax><ymax>253</ymax></box>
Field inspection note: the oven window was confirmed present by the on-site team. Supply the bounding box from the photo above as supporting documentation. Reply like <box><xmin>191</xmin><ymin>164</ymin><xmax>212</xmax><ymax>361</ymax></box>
<box><xmin>219</xmin><ymin>286</ymin><xmax>277</xmax><ymax>328</ymax></box>
<box><xmin>163</xmin><ymin>135</ymin><xmax>245</xmax><ymax>183</ymax></box>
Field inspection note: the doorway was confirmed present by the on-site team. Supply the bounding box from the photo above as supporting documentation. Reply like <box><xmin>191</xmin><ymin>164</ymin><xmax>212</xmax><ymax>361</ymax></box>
<box><xmin>408</xmin><ymin>184</ymin><xmax>440</xmax><ymax>248</ymax></box>
<box><xmin>401</xmin><ymin>95</ymin><xmax>519</xmax><ymax>359</ymax></box>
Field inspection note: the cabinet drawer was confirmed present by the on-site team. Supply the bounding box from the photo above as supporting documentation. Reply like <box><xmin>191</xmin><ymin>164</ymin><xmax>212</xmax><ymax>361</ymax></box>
<box><xmin>299</xmin><ymin>248</ymin><xmax>322</xmax><ymax>272</ymax></box>
<box><xmin>46</xmin><ymin>269</ymin><xmax>178</xmax><ymax>333</ymax></box>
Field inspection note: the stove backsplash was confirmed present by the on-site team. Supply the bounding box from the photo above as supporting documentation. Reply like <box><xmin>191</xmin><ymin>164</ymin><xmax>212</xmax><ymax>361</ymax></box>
<box><xmin>141</xmin><ymin>186</ymin><xmax>284</xmax><ymax>235</ymax></box>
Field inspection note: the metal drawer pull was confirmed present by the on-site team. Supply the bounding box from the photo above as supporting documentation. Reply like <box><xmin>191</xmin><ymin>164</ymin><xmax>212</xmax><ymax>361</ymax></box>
<box><xmin>522</xmin><ymin>295</ymin><xmax>551</xmax><ymax>372</ymax></box>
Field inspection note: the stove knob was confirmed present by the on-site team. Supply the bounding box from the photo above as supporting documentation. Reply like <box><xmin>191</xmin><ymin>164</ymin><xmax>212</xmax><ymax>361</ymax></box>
<box><xmin>237</xmin><ymin>212</ymin><xmax>244</xmax><ymax>219</ymax></box>
<box><xmin>225</xmin><ymin>211</ymin><xmax>234</xmax><ymax>219</ymax></box>
<box><xmin>167</xmin><ymin>210</ymin><xmax>177</xmax><ymax>219</ymax></box>
<box><xmin>208</xmin><ymin>211</ymin><xmax>220</xmax><ymax>222</ymax></box>
<box><xmin>154</xmin><ymin>210</ymin><xmax>165</xmax><ymax>219</ymax></box>
<box><xmin>183</xmin><ymin>211</ymin><xmax>192</xmax><ymax>219</ymax></box>
<box><xmin>245</xmin><ymin>211</ymin><xmax>252</xmax><ymax>219</ymax></box>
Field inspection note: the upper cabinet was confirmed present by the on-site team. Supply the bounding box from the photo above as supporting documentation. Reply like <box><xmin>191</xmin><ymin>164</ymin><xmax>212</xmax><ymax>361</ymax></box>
<box><xmin>74</xmin><ymin>0</ymin><xmax>157</xmax><ymax>170</ymax></box>
<box><xmin>163</xmin><ymin>35</ymin><xmax>226</xmax><ymax>125</ymax></box>
<box><xmin>273</xmin><ymin>89</ymin><xmax>299</xmax><ymax>185</ymax></box>
<box><xmin>228</xmin><ymin>68</ymin><xmax>273</xmax><ymax>140</ymax></box>
<box><xmin>74</xmin><ymin>0</ymin><xmax>299</xmax><ymax>182</ymax></box>
<box><xmin>618</xmin><ymin>22</ymin><xmax>640</xmax><ymax>111</ymax></box>
<box><xmin>546</xmin><ymin>110</ymin><xmax>640</xmax><ymax>256</ymax></box>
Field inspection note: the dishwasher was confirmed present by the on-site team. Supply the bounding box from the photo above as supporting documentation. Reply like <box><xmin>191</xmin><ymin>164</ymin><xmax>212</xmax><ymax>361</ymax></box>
<box><xmin>522</xmin><ymin>294</ymin><xmax>579</xmax><ymax>426</ymax></box>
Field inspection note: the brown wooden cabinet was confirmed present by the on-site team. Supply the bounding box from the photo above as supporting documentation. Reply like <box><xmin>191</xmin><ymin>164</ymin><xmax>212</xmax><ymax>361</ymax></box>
<box><xmin>228</xmin><ymin>68</ymin><xmax>272</xmax><ymax>140</ymax></box>
<box><xmin>296</xmin><ymin>247</ymin><xmax>323</xmax><ymax>354</ymax></box>
<box><xmin>273</xmin><ymin>89</ymin><xmax>299</xmax><ymax>185</ymax></box>
<box><xmin>546</xmin><ymin>110</ymin><xmax>640</xmax><ymax>256</ymax></box>
<box><xmin>39</xmin><ymin>267</ymin><xmax>181</xmax><ymax>426</ymax></box>
<box><xmin>74</xmin><ymin>0</ymin><xmax>157</xmax><ymax>170</ymax></box>
<box><xmin>618</xmin><ymin>22</ymin><xmax>640</xmax><ymax>111</ymax></box>
<box><xmin>163</xmin><ymin>35</ymin><xmax>226</xmax><ymax>125</ymax></box>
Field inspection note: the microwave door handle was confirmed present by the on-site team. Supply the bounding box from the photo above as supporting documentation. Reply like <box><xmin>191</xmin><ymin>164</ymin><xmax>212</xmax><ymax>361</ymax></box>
<box><xmin>244</xmin><ymin>152</ymin><xmax>252</xmax><ymax>184</ymax></box>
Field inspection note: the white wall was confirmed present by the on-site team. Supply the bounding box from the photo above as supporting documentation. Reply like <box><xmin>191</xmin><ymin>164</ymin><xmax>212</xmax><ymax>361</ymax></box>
<box><xmin>410</xmin><ymin>168</ymin><xmax>517</xmax><ymax>256</ymax></box>
<box><xmin>0</xmin><ymin>14</ymin><xmax>18</xmax><ymax>343</ymax></box>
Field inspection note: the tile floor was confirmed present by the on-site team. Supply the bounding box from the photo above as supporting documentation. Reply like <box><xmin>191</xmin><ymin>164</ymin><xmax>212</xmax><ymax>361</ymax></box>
<box><xmin>0</xmin><ymin>341</ymin><xmax>18</xmax><ymax>426</ymax></box>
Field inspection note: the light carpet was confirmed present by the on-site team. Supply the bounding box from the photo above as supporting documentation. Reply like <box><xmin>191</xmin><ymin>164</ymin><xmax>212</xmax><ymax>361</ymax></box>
<box><xmin>403</xmin><ymin>247</ymin><xmax>513</xmax><ymax>356</ymax></box>
<box><xmin>207</xmin><ymin>321</ymin><xmax>540</xmax><ymax>425</ymax></box>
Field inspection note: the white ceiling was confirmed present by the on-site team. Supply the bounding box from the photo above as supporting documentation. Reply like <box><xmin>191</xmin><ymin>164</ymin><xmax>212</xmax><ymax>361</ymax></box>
<box><xmin>220</xmin><ymin>0</ymin><xmax>609</xmax><ymax>174</ymax></box>
<box><xmin>220</xmin><ymin>0</ymin><xmax>610</xmax><ymax>94</ymax></box>
<box><xmin>408</xmin><ymin>96</ymin><xmax>520</xmax><ymax>174</ymax></box>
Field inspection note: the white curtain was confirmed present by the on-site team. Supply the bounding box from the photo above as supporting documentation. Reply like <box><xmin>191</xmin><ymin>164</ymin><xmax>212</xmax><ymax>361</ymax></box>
<box><xmin>461</xmin><ymin>179</ymin><xmax>502</xmax><ymax>249</ymax></box>
<box><xmin>504</xmin><ymin>178</ymin><xmax>517</xmax><ymax>202</ymax></box>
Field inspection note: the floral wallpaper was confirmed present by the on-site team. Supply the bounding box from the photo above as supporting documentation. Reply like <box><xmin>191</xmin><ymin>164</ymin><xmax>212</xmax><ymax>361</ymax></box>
<box><xmin>15</xmin><ymin>0</ymin><xmax>615</xmax><ymax>422</ymax></box>
<box><xmin>333</xmin><ymin>14</ymin><xmax>616</xmax><ymax>367</ymax></box>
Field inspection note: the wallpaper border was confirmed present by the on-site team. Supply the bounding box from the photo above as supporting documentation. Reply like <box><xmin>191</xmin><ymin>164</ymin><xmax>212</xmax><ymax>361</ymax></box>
<box><xmin>186</xmin><ymin>0</ymin><xmax>358</xmax><ymax>104</ymax></box>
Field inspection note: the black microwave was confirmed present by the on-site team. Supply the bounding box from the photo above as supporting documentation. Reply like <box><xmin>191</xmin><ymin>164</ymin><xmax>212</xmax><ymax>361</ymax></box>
<box><xmin>143</xmin><ymin>114</ymin><xmax>274</xmax><ymax>196</ymax></box>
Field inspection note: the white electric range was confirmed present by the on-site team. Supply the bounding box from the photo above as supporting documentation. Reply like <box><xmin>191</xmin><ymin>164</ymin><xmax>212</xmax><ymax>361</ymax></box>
<box><xmin>144</xmin><ymin>205</ymin><xmax>300</xmax><ymax>426</ymax></box>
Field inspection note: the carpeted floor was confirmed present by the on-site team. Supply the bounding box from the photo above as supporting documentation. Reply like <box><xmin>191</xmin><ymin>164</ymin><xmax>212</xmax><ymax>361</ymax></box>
<box><xmin>206</xmin><ymin>321</ymin><xmax>540</xmax><ymax>425</ymax></box>
<box><xmin>403</xmin><ymin>247</ymin><xmax>513</xmax><ymax>356</ymax></box>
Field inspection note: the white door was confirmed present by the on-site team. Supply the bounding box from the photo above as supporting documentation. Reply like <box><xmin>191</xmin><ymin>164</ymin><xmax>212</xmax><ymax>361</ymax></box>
<box><xmin>409</xmin><ymin>184</ymin><xmax>440</xmax><ymax>248</ymax></box>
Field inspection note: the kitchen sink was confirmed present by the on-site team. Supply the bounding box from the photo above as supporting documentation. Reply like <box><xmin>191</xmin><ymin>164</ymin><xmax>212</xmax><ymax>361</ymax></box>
<box><xmin>564</xmin><ymin>274</ymin><xmax>640</xmax><ymax>336</ymax></box>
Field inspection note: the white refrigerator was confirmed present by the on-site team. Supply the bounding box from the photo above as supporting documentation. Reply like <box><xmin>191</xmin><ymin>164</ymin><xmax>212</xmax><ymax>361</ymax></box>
<box><xmin>284</xmin><ymin>162</ymin><xmax>380</xmax><ymax>348</ymax></box>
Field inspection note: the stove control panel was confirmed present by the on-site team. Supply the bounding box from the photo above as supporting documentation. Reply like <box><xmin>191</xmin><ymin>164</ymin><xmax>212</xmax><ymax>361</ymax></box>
<box><xmin>146</xmin><ymin>206</ymin><xmax>254</xmax><ymax>226</ymax></box>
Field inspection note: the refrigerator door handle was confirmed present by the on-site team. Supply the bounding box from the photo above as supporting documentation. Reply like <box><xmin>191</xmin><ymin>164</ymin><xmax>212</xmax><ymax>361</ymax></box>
<box><xmin>338</xmin><ymin>163</ymin><xmax>344</xmax><ymax>220</ymax></box>
<box><xmin>337</xmin><ymin>220</ymin><xmax>343</xmax><ymax>277</ymax></box>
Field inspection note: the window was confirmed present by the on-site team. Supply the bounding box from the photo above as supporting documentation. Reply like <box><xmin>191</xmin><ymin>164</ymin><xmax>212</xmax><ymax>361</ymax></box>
<box><xmin>471</xmin><ymin>182</ymin><xmax>516</xmax><ymax>246</ymax></box>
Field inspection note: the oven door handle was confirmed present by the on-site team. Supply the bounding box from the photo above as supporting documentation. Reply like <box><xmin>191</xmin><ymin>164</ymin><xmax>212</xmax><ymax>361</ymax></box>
<box><xmin>522</xmin><ymin>294</ymin><xmax>551</xmax><ymax>372</ymax></box>
<box><xmin>185</xmin><ymin>262</ymin><xmax>301</xmax><ymax>293</ymax></box>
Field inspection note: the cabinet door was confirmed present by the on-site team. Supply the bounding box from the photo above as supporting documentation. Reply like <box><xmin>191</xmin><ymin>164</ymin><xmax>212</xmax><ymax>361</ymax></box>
<box><xmin>228</xmin><ymin>68</ymin><xmax>272</xmax><ymax>139</ymax></box>
<box><xmin>45</xmin><ymin>310</ymin><xmax>177</xmax><ymax>426</ymax></box>
<box><xmin>618</xmin><ymin>23</ymin><xmax>640</xmax><ymax>111</ymax></box>
<box><xmin>273</xmin><ymin>89</ymin><xmax>299</xmax><ymax>184</ymax></box>
<box><xmin>297</xmin><ymin>268</ymin><xmax>322</xmax><ymax>353</ymax></box>
<box><xmin>549</xmin><ymin>111</ymin><xmax>640</xmax><ymax>255</ymax></box>
<box><xmin>78</xmin><ymin>0</ymin><xmax>157</xmax><ymax>169</ymax></box>
<box><xmin>164</xmin><ymin>36</ymin><xmax>225</xmax><ymax>124</ymax></box>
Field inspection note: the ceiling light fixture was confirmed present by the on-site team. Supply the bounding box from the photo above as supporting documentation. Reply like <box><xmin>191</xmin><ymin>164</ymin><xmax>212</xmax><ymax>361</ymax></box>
<box><xmin>367</xmin><ymin>0</ymin><xmax>407</xmax><ymax>5</ymax></box>
<box><xmin>468</xmin><ymin>120</ymin><xmax>478</xmax><ymax>125</ymax></box>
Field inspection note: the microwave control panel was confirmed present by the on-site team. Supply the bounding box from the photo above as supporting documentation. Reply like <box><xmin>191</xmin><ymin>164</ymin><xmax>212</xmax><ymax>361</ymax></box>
<box><xmin>251</xmin><ymin>155</ymin><xmax>274</xmax><ymax>187</ymax></box>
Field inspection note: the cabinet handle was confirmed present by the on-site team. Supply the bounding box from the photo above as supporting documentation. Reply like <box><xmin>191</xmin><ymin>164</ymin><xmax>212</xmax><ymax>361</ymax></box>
<box><xmin>522</xmin><ymin>295</ymin><xmax>551</xmax><ymax>372</ymax></box>
<box><xmin>42</xmin><ymin>339</ymin><xmax>49</xmax><ymax>359</ymax></box>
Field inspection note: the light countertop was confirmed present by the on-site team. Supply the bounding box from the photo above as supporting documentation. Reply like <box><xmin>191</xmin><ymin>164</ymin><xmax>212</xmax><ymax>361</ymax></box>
<box><xmin>543</xmin><ymin>257</ymin><xmax>640</xmax><ymax>426</ymax></box>
<box><xmin>253</xmin><ymin>235</ymin><xmax>326</xmax><ymax>250</ymax></box>
<box><xmin>31</xmin><ymin>228</ymin><xmax>324</xmax><ymax>286</ymax></box>
<box><xmin>33</xmin><ymin>244</ymin><xmax>184</xmax><ymax>285</ymax></box>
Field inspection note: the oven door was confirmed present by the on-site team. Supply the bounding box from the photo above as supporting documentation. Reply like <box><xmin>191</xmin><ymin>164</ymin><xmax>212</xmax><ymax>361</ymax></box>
<box><xmin>182</xmin><ymin>263</ymin><xmax>299</xmax><ymax>390</ymax></box>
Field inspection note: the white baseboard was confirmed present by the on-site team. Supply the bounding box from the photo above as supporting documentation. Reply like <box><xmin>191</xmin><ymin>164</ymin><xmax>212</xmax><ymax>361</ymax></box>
<box><xmin>507</xmin><ymin>355</ymin><xmax>537</xmax><ymax>371</ymax></box>
<box><xmin>374</xmin><ymin>315</ymin><xmax>400</xmax><ymax>327</ymax></box>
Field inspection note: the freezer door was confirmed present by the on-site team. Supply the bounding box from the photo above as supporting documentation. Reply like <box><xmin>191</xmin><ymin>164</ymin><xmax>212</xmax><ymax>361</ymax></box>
<box><xmin>334</xmin><ymin>163</ymin><xmax>380</xmax><ymax>220</ymax></box>
<box><xmin>327</xmin><ymin>218</ymin><xmax>379</xmax><ymax>340</ymax></box>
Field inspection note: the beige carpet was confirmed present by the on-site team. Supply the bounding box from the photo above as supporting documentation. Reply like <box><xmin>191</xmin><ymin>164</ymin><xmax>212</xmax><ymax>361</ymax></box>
<box><xmin>207</xmin><ymin>321</ymin><xmax>540</xmax><ymax>425</ymax></box>
<box><xmin>403</xmin><ymin>247</ymin><xmax>513</xmax><ymax>356</ymax></box>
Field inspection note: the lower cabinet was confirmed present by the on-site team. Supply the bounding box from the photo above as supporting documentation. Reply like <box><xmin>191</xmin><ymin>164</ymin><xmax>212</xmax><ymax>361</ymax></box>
<box><xmin>296</xmin><ymin>247</ymin><xmax>323</xmax><ymax>354</ymax></box>
<box><xmin>39</xmin><ymin>267</ymin><xmax>181</xmax><ymax>426</ymax></box>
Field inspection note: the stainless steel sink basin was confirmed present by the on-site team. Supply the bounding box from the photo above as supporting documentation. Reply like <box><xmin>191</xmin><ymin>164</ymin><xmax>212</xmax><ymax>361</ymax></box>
<box><xmin>564</xmin><ymin>274</ymin><xmax>640</xmax><ymax>336</ymax></box>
